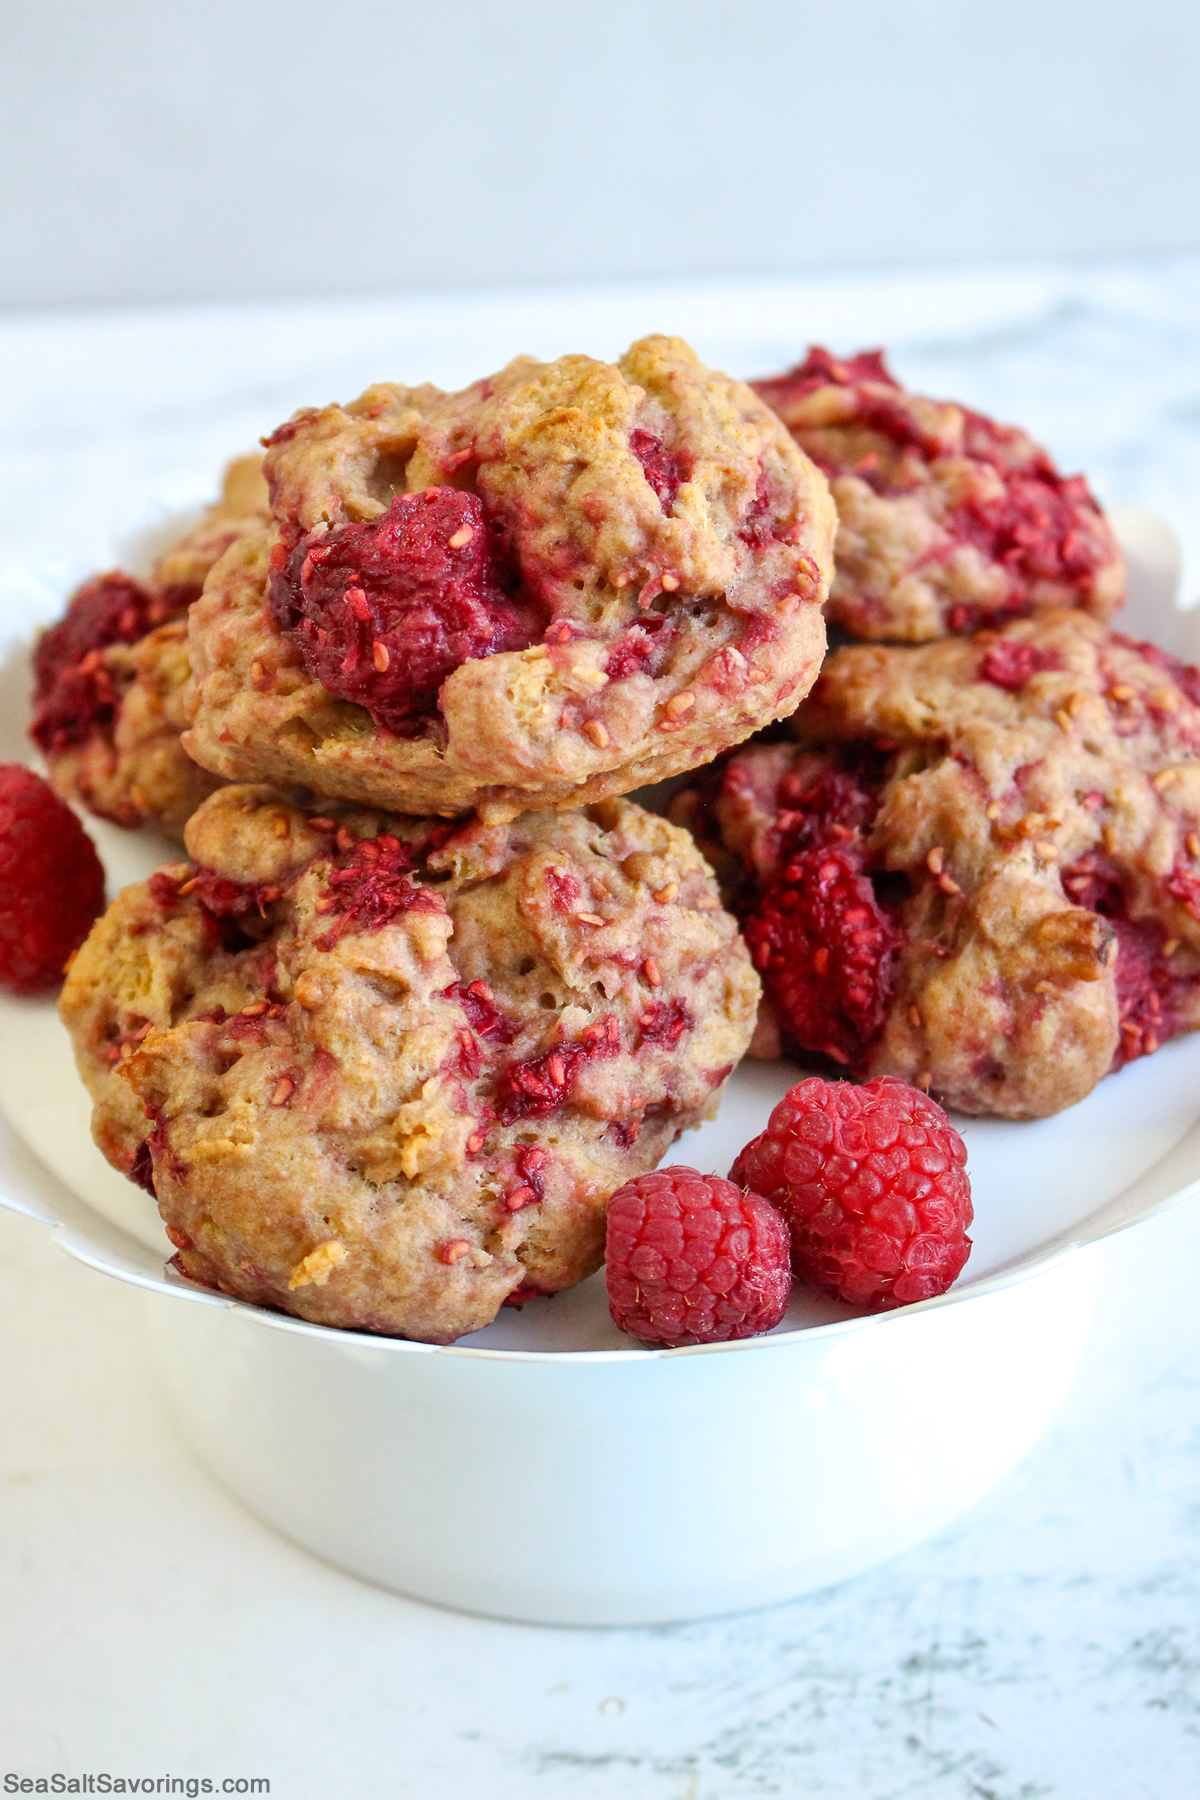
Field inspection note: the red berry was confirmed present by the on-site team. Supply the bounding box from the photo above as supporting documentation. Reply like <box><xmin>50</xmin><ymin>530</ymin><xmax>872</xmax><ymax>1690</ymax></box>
<box><xmin>743</xmin><ymin>842</ymin><xmax>894</xmax><ymax>1068</ymax></box>
<box><xmin>628</xmin><ymin>428</ymin><xmax>682</xmax><ymax>513</ymax></box>
<box><xmin>605</xmin><ymin>1167</ymin><xmax>791</xmax><ymax>1347</ymax></box>
<box><xmin>730</xmin><ymin>1076</ymin><xmax>972</xmax><ymax>1311</ymax></box>
<box><xmin>268</xmin><ymin>488</ymin><xmax>542</xmax><ymax>734</ymax></box>
<box><xmin>977</xmin><ymin>638</ymin><xmax>1061</xmax><ymax>692</ymax></box>
<box><xmin>0</xmin><ymin>766</ymin><xmax>105</xmax><ymax>993</ymax></box>
<box><xmin>30</xmin><ymin>571</ymin><xmax>179</xmax><ymax>754</ymax></box>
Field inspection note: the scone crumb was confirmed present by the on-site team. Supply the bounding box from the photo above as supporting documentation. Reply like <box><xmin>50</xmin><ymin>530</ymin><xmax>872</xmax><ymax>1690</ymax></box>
<box><xmin>288</xmin><ymin>1239</ymin><xmax>346</xmax><ymax>1289</ymax></box>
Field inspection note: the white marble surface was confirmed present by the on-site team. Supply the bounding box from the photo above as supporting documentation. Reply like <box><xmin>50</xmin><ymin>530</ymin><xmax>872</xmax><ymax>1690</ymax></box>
<box><xmin>3</xmin><ymin>263</ymin><xmax>1200</xmax><ymax>1795</ymax></box>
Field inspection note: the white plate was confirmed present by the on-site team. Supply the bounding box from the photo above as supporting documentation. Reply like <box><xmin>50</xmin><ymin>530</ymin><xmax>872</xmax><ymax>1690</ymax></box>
<box><xmin>0</xmin><ymin>466</ymin><xmax>1195</xmax><ymax>1620</ymax></box>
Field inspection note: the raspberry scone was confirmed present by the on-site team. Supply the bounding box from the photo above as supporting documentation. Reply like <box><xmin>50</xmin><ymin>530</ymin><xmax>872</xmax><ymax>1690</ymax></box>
<box><xmin>673</xmin><ymin>608</ymin><xmax>1200</xmax><ymax>1117</ymax></box>
<box><xmin>754</xmin><ymin>348</ymin><xmax>1123</xmax><ymax>643</ymax></box>
<box><xmin>31</xmin><ymin>455</ymin><xmax>269</xmax><ymax>834</ymax></box>
<box><xmin>60</xmin><ymin>783</ymin><xmax>759</xmax><ymax>1342</ymax></box>
<box><xmin>184</xmin><ymin>336</ymin><xmax>835</xmax><ymax>823</ymax></box>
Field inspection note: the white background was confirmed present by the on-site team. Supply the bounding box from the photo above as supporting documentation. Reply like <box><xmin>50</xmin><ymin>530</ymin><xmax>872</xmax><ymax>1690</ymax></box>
<box><xmin>2</xmin><ymin>0</ymin><xmax>1200</xmax><ymax>309</ymax></box>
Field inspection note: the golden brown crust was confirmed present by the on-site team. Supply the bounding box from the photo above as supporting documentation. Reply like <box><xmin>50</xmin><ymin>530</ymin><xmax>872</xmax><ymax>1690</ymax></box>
<box><xmin>60</xmin><ymin>785</ymin><xmax>759</xmax><ymax>1341</ymax></box>
<box><xmin>184</xmin><ymin>338</ymin><xmax>835</xmax><ymax>822</ymax></box>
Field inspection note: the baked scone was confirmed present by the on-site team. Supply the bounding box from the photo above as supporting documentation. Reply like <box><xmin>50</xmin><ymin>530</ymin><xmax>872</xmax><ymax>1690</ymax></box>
<box><xmin>671</xmin><ymin>609</ymin><xmax>1200</xmax><ymax>1118</ymax></box>
<box><xmin>31</xmin><ymin>455</ymin><xmax>269</xmax><ymax>834</ymax></box>
<box><xmin>60</xmin><ymin>783</ymin><xmax>759</xmax><ymax>1342</ymax></box>
<box><xmin>184</xmin><ymin>336</ymin><xmax>835</xmax><ymax>823</ymax></box>
<box><xmin>754</xmin><ymin>348</ymin><xmax>1124</xmax><ymax>643</ymax></box>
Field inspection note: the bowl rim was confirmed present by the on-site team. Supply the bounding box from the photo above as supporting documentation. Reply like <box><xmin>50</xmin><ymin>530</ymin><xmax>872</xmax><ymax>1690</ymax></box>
<box><xmin>3</xmin><ymin>1096</ymin><xmax>1198</xmax><ymax>1365</ymax></box>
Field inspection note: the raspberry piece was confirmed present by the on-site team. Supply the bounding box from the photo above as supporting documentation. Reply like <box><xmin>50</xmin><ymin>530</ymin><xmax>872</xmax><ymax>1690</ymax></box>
<box><xmin>978</xmin><ymin>639</ymin><xmax>1062</xmax><ymax>691</ymax></box>
<box><xmin>604</xmin><ymin>617</ymin><xmax>671</xmax><ymax>682</ymax></box>
<box><xmin>771</xmin><ymin>763</ymin><xmax>880</xmax><ymax>859</ymax></box>
<box><xmin>629</xmin><ymin>428</ymin><xmax>682</xmax><ymax>513</ymax></box>
<box><xmin>495</xmin><ymin>1013</ymin><xmax>621</xmax><ymax>1124</ymax></box>
<box><xmin>318</xmin><ymin>834</ymin><xmax>443</xmax><ymax>944</ymax></box>
<box><xmin>268</xmin><ymin>488</ymin><xmax>542</xmax><ymax>734</ymax></box>
<box><xmin>731</xmin><ymin>1076</ymin><xmax>972</xmax><ymax>1311</ymax></box>
<box><xmin>30</xmin><ymin>572</ymin><xmax>179</xmax><ymax>754</ymax></box>
<box><xmin>605</xmin><ymin>1167</ymin><xmax>791</xmax><ymax>1347</ymax></box>
<box><xmin>637</xmin><ymin>997</ymin><xmax>693</xmax><ymax>1048</ymax></box>
<box><xmin>955</xmin><ymin>413</ymin><xmax>1112</xmax><ymax>590</ymax></box>
<box><xmin>0</xmin><ymin>766</ymin><xmax>105</xmax><ymax>993</ymax></box>
<box><xmin>743</xmin><ymin>843</ymin><xmax>895</xmax><ymax>1068</ymax></box>
<box><xmin>443</xmin><ymin>978</ymin><xmax>516</xmax><ymax>1044</ymax></box>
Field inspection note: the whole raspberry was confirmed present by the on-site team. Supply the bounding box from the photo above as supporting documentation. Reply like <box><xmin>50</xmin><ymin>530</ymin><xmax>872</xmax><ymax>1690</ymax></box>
<box><xmin>605</xmin><ymin>1167</ymin><xmax>791</xmax><ymax>1347</ymax></box>
<box><xmin>743</xmin><ymin>842</ymin><xmax>894</xmax><ymax>1068</ymax></box>
<box><xmin>0</xmin><ymin>766</ymin><xmax>105</xmax><ymax>993</ymax></box>
<box><xmin>730</xmin><ymin>1077</ymin><xmax>972</xmax><ymax>1311</ymax></box>
<box><xmin>267</xmin><ymin>487</ymin><xmax>542</xmax><ymax>734</ymax></box>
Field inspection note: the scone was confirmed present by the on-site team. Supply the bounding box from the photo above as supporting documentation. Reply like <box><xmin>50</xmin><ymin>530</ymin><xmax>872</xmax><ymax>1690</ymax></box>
<box><xmin>60</xmin><ymin>784</ymin><xmax>759</xmax><ymax>1342</ymax></box>
<box><xmin>672</xmin><ymin>609</ymin><xmax>1200</xmax><ymax>1118</ymax></box>
<box><xmin>31</xmin><ymin>455</ymin><xmax>269</xmax><ymax>834</ymax></box>
<box><xmin>754</xmin><ymin>348</ymin><xmax>1124</xmax><ymax>642</ymax></box>
<box><xmin>184</xmin><ymin>336</ymin><xmax>835</xmax><ymax>823</ymax></box>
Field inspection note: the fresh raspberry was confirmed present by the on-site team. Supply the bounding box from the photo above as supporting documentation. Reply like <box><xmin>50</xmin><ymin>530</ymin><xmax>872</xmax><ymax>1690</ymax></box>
<box><xmin>743</xmin><ymin>842</ymin><xmax>895</xmax><ymax>1068</ymax></box>
<box><xmin>605</xmin><ymin>1166</ymin><xmax>791</xmax><ymax>1347</ymax></box>
<box><xmin>730</xmin><ymin>1076</ymin><xmax>972</xmax><ymax>1311</ymax></box>
<box><xmin>0</xmin><ymin>765</ymin><xmax>105</xmax><ymax>993</ymax></box>
<box><xmin>267</xmin><ymin>487</ymin><xmax>542</xmax><ymax>734</ymax></box>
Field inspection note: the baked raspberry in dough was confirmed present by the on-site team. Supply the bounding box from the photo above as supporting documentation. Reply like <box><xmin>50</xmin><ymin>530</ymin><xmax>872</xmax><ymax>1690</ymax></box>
<box><xmin>183</xmin><ymin>336</ymin><xmax>835</xmax><ymax>823</ymax></box>
<box><xmin>60</xmin><ymin>783</ymin><xmax>759</xmax><ymax>1342</ymax></box>
<box><xmin>31</xmin><ymin>456</ymin><xmax>269</xmax><ymax>834</ymax></box>
<box><xmin>754</xmin><ymin>348</ymin><xmax>1124</xmax><ymax>643</ymax></box>
<box><xmin>672</xmin><ymin>609</ymin><xmax>1200</xmax><ymax>1118</ymax></box>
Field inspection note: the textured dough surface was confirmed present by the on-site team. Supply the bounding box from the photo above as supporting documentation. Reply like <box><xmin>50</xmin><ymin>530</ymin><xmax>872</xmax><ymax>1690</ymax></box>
<box><xmin>673</xmin><ymin>609</ymin><xmax>1200</xmax><ymax>1117</ymax></box>
<box><xmin>184</xmin><ymin>337</ymin><xmax>834</xmax><ymax>822</ymax></box>
<box><xmin>755</xmin><ymin>349</ymin><xmax>1124</xmax><ymax>642</ymax></box>
<box><xmin>60</xmin><ymin>785</ymin><xmax>759</xmax><ymax>1342</ymax></box>
<box><xmin>36</xmin><ymin>455</ymin><xmax>269</xmax><ymax>835</ymax></box>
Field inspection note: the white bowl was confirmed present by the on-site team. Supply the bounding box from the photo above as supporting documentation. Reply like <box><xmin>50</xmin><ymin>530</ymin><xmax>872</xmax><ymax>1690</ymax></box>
<box><xmin>1</xmin><ymin>505</ymin><xmax>1197</xmax><ymax>1625</ymax></box>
